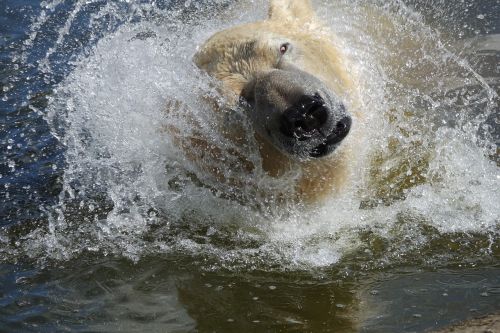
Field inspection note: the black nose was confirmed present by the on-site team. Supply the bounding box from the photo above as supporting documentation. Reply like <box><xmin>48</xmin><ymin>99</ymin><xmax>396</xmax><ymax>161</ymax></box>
<box><xmin>280</xmin><ymin>94</ymin><xmax>329</xmax><ymax>140</ymax></box>
<box><xmin>333</xmin><ymin>116</ymin><xmax>351</xmax><ymax>141</ymax></box>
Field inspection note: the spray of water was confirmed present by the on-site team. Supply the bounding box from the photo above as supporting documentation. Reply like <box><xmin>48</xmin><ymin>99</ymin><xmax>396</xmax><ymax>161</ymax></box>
<box><xmin>3</xmin><ymin>0</ymin><xmax>498</xmax><ymax>271</ymax></box>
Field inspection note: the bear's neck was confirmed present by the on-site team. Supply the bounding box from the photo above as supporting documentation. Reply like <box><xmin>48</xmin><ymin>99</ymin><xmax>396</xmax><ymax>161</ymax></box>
<box><xmin>256</xmin><ymin>133</ymin><xmax>351</xmax><ymax>203</ymax></box>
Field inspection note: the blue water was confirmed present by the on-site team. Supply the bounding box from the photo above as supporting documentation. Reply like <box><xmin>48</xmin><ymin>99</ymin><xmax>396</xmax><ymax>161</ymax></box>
<box><xmin>1</xmin><ymin>0</ymin><xmax>499</xmax><ymax>332</ymax></box>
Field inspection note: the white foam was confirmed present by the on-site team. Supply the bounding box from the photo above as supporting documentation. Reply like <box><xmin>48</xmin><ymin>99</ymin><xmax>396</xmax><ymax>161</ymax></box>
<box><xmin>11</xmin><ymin>0</ymin><xmax>498</xmax><ymax>269</ymax></box>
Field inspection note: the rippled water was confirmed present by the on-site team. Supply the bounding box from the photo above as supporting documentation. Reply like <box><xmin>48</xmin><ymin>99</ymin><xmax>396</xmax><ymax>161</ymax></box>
<box><xmin>1</xmin><ymin>0</ymin><xmax>499</xmax><ymax>332</ymax></box>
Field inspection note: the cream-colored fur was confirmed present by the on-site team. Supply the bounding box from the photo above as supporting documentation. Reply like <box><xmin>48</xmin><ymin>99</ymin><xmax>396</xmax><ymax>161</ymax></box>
<box><xmin>172</xmin><ymin>0</ymin><xmax>362</xmax><ymax>203</ymax></box>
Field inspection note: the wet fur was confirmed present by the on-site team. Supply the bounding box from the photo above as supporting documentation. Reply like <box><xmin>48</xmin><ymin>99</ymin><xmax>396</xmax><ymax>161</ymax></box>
<box><xmin>168</xmin><ymin>0</ymin><xmax>364</xmax><ymax>204</ymax></box>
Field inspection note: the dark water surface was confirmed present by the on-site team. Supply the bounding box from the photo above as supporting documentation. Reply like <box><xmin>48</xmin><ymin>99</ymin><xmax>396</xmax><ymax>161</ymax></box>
<box><xmin>1</xmin><ymin>0</ymin><xmax>499</xmax><ymax>332</ymax></box>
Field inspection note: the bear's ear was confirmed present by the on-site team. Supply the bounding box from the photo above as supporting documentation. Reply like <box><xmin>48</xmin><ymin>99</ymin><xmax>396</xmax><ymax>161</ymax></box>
<box><xmin>268</xmin><ymin>0</ymin><xmax>315</xmax><ymax>23</ymax></box>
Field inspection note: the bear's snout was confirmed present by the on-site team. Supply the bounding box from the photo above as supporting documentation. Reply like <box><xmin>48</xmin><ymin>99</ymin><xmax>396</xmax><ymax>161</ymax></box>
<box><xmin>277</xmin><ymin>92</ymin><xmax>351</xmax><ymax>159</ymax></box>
<box><xmin>280</xmin><ymin>93</ymin><xmax>329</xmax><ymax>140</ymax></box>
<box><xmin>309</xmin><ymin>115</ymin><xmax>351</xmax><ymax>158</ymax></box>
<box><xmin>249</xmin><ymin>66</ymin><xmax>352</xmax><ymax>160</ymax></box>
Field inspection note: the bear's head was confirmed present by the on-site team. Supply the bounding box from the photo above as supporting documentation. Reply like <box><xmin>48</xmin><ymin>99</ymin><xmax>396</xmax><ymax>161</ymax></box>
<box><xmin>194</xmin><ymin>0</ymin><xmax>355</xmax><ymax>161</ymax></box>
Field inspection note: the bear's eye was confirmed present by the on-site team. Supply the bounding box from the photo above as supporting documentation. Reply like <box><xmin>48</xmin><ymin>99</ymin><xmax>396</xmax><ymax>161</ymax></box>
<box><xmin>279</xmin><ymin>43</ymin><xmax>289</xmax><ymax>55</ymax></box>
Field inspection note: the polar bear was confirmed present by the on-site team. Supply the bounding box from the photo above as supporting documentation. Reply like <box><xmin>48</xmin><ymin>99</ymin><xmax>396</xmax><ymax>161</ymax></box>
<box><xmin>171</xmin><ymin>0</ymin><xmax>363</xmax><ymax>204</ymax></box>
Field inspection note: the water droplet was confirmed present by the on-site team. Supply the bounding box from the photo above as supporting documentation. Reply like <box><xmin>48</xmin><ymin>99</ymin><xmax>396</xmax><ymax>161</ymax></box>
<box><xmin>16</xmin><ymin>300</ymin><xmax>31</xmax><ymax>307</ymax></box>
<box><xmin>206</xmin><ymin>226</ymin><xmax>216</xmax><ymax>236</ymax></box>
<box><xmin>15</xmin><ymin>276</ymin><xmax>29</xmax><ymax>285</ymax></box>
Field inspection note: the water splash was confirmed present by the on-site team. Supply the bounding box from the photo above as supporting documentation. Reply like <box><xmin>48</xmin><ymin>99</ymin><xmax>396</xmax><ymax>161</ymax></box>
<box><xmin>2</xmin><ymin>0</ymin><xmax>499</xmax><ymax>271</ymax></box>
